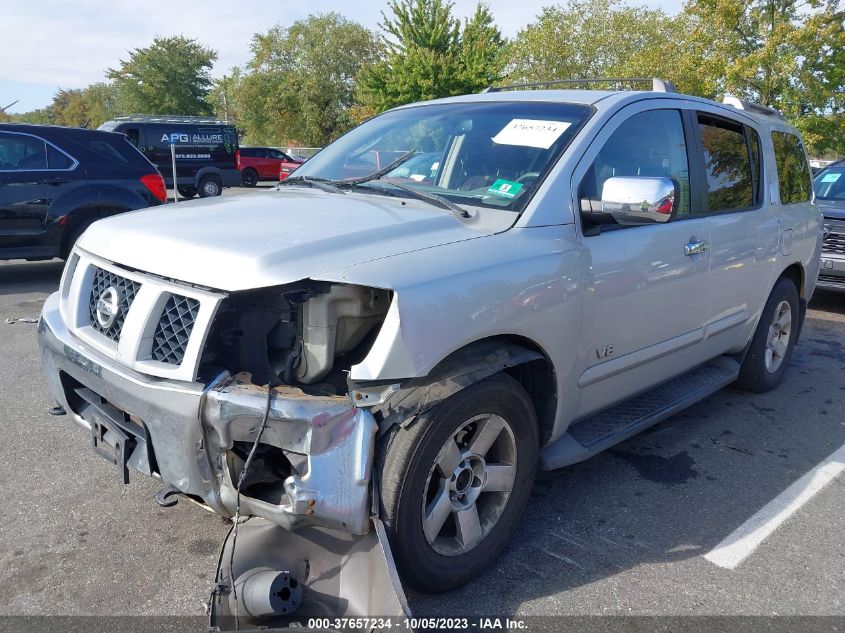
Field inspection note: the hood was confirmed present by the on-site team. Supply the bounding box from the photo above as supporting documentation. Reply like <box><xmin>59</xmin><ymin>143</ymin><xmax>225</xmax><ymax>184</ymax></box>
<box><xmin>78</xmin><ymin>188</ymin><xmax>485</xmax><ymax>291</ymax></box>
<box><xmin>817</xmin><ymin>199</ymin><xmax>845</xmax><ymax>220</ymax></box>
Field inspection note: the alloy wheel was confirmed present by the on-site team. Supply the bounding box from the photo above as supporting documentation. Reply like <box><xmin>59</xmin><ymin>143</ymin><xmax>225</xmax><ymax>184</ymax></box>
<box><xmin>421</xmin><ymin>413</ymin><xmax>517</xmax><ymax>556</ymax></box>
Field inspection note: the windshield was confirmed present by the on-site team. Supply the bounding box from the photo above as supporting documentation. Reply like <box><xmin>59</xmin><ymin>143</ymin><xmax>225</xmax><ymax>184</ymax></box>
<box><xmin>814</xmin><ymin>164</ymin><xmax>845</xmax><ymax>200</ymax></box>
<box><xmin>293</xmin><ymin>101</ymin><xmax>592</xmax><ymax>213</ymax></box>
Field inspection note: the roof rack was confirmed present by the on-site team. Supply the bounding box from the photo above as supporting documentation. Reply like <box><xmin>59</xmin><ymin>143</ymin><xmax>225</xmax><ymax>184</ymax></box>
<box><xmin>113</xmin><ymin>114</ymin><xmax>233</xmax><ymax>125</ymax></box>
<box><xmin>721</xmin><ymin>96</ymin><xmax>786</xmax><ymax>121</ymax></box>
<box><xmin>483</xmin><ymin>77</ymin><xmax>677</xmax><ymax>94</ymax></box>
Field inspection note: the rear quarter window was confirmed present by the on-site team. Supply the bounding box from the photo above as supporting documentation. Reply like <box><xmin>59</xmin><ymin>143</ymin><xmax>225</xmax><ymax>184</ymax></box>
<box><xmin>698</xmin><ymin>115</ymin><xmax>754</xmax><ymax>212</ymax></box>
<box><xmin>78</xmin><ymin>136</ymin><xmax>154</xmax><ymax>170</ymax></box>
<box><xmin>772</xmin><ymin>131</ymin><xmax>812</xmax><ymax>204</ymax></box>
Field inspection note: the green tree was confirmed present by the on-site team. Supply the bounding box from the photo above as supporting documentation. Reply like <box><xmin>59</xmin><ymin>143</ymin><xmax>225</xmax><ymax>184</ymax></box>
<box><xmin>207</xmin><ymin>68</ymin><xmax>243</xmax><ymax>124</ymax></box>
<box><xmin>50</xmin><ymin>83</ymin><xmax>119</xmax><ymax>128</ymax></box>
<box><xmin>681</xmin><ymin>0</ymin><xmax>845</xmax><ymax>155</ymax></box>
<box><xmin>236</xmin><ymin>13</ymin><xmax>377</xmax><ymax>146</ymax></box>
<box><xmin>505</xmin><ymin>0</ymin><xmax>687</xmax><ymax>87</ymax></box>
<box><xmin>107</xmin><ymin>36</ymin><xmax>217</xmax><ymax>115</ymax></box>
<box><xmin>359</xmin><ymin>0</ymin><xmax>504</xmax><ymax>111</ymax></box>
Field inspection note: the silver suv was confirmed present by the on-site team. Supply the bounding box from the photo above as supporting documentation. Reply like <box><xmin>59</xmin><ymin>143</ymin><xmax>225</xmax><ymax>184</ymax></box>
<box><xmin>38</xmin><ymin>80</ymin><xmax>822</xmax><ymax>600</ymax></box>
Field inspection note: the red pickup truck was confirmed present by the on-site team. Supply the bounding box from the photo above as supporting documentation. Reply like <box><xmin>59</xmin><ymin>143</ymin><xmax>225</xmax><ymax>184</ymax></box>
<box><xmin>237</xmin><ymin>147</ymin><xmax>304</xmax><ymax>186</ymax></box>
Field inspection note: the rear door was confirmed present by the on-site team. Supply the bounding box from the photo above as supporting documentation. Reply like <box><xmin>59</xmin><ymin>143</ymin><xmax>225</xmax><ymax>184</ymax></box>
<box><xmin>0</xmin><ymin>131</ymin><xmax>76</xmax><ymax>253</ymax></box>
<box><xmin>572</xmin><ymin>103</ymin><xmax>713</xmax><ymax>417</ymax></box>
<box><xmin>253</xmin><ymin>148</ymin><xmax>276</xmax><ymax>179</ymax></box>
<box><xmin>692</xmin><ymin>110</ymin><xmax>779</xmax><ymax>351</ymax></box>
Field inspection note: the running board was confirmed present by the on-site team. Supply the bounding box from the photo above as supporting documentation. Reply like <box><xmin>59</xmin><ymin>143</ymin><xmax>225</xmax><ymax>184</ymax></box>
<box><xmin>540</xmin><ymin>356</ymin><xmax>740</xmax><ymax>470</ymax></box>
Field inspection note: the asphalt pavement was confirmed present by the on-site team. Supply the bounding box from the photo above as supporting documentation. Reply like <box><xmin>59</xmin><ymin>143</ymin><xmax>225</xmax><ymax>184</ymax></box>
<box><xmin>0</xmin><ymin>204</ymin><xmax>842</xmax><ymax>618</ymax></box>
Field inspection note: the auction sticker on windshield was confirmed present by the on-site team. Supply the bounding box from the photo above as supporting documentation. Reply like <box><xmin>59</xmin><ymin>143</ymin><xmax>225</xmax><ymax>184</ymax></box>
<box><xmin>492</xmin><ymin>119</ymin><xmax>572</xmax><ymax>149</ymax></box>
<box><xmin>488</xmin><ymin>179</ymin><xmax>524</xmax><ymax>198</ymax></box>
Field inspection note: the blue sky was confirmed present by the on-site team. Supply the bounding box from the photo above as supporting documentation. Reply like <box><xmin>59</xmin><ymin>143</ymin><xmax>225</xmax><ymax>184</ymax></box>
<box><xmin>1</xmin><ymin>0</ymin><xmax>684</xmax><ymax>113</ymax></box>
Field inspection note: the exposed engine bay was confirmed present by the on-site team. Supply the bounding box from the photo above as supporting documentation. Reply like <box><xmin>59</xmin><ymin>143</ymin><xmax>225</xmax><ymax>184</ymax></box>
<box><xmin>199</xmin><ymin>282</ymin><xmax>391</xmax><ymax>390</ymax></box>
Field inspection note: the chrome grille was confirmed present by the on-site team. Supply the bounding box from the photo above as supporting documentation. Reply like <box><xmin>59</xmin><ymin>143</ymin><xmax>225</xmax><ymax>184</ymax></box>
<box><xmin>151</xmin><ymin>294</ymin><xmax>200</xmax><ymax>365</ymax></box>
<box><xmin>823</xmin><ymin>219</ymin><xmax>845</xmax><ymax>255</ymax></box>
<box><xmin>88</xmin><ymin>267</ymin><xmax>141</xmax><ymax>341</ymax></box>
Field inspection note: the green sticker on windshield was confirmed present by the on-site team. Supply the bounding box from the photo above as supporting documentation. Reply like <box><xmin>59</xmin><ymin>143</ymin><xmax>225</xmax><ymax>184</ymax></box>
<box><xmin>821</xmin><ymin>172</ymin><xmax>841</xmax><ymax>183</ymax></box>
<box><xmin>487</xmin><ymin>179</ymin><xmax>523</xmax><ymax>199</ymax></box>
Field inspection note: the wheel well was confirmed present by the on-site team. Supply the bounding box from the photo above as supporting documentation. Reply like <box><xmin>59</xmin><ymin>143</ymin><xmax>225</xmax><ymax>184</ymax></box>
<box><xmin>444</xmin><ymin>335</ymin><xmax>558</xmax><ymax>446</ymax></box>
<box><xmin>60</xmin><ymin>207</ymin><xmax>122</xmax><ymax>254</ymax></box>
<box><xmin>779</xmin><ymin>263</ymin><xmax>804</xmax><ymax>298</ymax></box>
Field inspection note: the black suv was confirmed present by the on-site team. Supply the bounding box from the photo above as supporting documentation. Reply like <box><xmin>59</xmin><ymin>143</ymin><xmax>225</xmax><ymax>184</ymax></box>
<box><xmin>99</xmin><ymin>115</ymin><xmax>240</xmax><ymax>198</ymax></box>
<box><xmin>0</xmin><ymin>123</ymin><xmax>166</xmax><ymax>261</ymax></box>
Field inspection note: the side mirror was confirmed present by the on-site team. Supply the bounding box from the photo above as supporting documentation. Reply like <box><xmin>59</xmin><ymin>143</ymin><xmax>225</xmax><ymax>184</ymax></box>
<box><xmin>600</xmin><ymin>176</ymin><xmax>679</xmax><ymax>225</ymax></box>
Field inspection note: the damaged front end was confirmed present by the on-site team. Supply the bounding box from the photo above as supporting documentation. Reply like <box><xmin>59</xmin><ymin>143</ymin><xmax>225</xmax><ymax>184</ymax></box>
<box><xmin>202</xmin><ymin>374</ymin><xmax>377</xmax><ymax>535</ymax></box>
<box><xmin>193</xmin><ymin>282</ymin><xmax>413</xmax><ymax>628</ymax></box>
<box><xmin>209</xmin><ymin>516</ymin><xmax>411</xmax><ymax>631</ymax></box>
<box><xmin>193</xmin><ymin>281</ymin><xmax>393</xmax><ymax>536</ymax></box>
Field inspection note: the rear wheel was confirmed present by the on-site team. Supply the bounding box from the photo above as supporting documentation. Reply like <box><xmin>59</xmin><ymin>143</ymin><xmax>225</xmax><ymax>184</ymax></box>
<box><xmin>241</xmin><ymin>168</ymin><xmax>259</xmax><ymax>187</ymax></box>
<box><xmin>377</xmin><ymin>373</ymin><xmax>538</xmax><ymax>592</ymax></box>
<box><xmin>198</xmin><ymin>176</ymin><xmax>222</xmax><ymax>198</ymax></box>
<box><xmin>735</xmin><ymin>277</ymin><xmax>800</xmax><ymax>393</ymax></box>
<box><xmin>61</xmin><ymin>218</ymin><xmax>95</xmax><ymax>259</ymax></box>
<box><xmin>177</xmin><ymin>185</ymin><xmax>197</xmax><ymax>199</ymax></box>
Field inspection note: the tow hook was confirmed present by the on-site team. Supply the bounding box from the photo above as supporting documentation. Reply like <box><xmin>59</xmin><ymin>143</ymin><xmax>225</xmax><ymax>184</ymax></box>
<box><xmin>209</xmin><ymin>517</ymin><xmax>412</xmax><ymax>631</ymax></box>
<box><xmin>154</xmin><ymin>485</ymin><xmax>183</xmax><ymax>508</ymax></box>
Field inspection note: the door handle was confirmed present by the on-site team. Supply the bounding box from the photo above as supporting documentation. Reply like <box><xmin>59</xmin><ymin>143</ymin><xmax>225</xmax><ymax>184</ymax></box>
<box><xmin>684</xmin><ymin>240</ymin><xmax>710</xmax><ymax>256</ymax></box>
<box><xmin>45</xmin><ymin>177</ymin><xmax>69</xmax><ymax>186</ymax></box>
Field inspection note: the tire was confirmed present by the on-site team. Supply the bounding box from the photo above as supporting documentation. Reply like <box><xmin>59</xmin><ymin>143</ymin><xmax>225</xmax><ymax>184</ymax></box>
<box><xmin>735</xmin><ymin>276</ymin><xmax>800</xmax><ymax>393</ymax></box>
<box><xmin>177</xmin><ymin>185</ymin><xmax>197</xmax><ymax>199</ymax></box>
<box><xmin>377</xmin><ymin>373</ymin><xmax>538</xmax><ymax>592</ymax></box>
<box><xmin>241</xmin><ymin>168</ymin><xmax>259</xmax><ymax>187</ymax></box>
<box><xmin>198</xmin><ymin>176</ymin><xmax>222</xmax><ymax>198</ymax></box>
<box><xmin>61</xmin><ymin>218</ymin><xmax>95</xmax><ymax>260</ymax></box>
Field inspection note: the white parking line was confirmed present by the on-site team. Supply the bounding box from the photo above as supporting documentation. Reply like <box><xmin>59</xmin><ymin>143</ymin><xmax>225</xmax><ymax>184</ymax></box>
<box><xmin>704</xmin><ymin>442</ymin><xmax>845</xmax><ymax>570</ymax></box>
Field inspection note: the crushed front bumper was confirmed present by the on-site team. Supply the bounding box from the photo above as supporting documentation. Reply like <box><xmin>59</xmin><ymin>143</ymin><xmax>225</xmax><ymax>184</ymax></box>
<box><xmin>38</xmin><ymin>291</ymin><xmax>378</xmax><ymax>535</ymax></box>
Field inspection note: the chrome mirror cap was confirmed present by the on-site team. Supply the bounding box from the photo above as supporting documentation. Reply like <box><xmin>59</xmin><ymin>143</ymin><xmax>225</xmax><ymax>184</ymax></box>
<box><xmin>600</xmin><ymin>176</ymin><xmax>679</xmax><ymax>225</ymax></box>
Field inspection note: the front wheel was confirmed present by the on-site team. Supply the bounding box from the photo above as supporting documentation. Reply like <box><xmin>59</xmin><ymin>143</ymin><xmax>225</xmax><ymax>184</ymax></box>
<box><xmin>735</xmin><ymin>276</ymin><xmax>800</xmax><ymax>393</ymax></box>
<box><xmin>377</xmin><ymin>373</ymin><xmax>538</xmax><ymax>592</ymax></box>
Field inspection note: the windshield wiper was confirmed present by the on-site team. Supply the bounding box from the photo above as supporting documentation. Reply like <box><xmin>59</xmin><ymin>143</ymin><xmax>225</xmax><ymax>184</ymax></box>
<box><xmin>277</xmin><ymin>175</ymin><xmax>343</xmax><ymax>194</ymax></box>
<box><xmin>334</xmin><ymin>150</ymin><xmax>417</xmax><ymax>188</ymax></box>
<box><xmin>377</xmin><ymin>180</ymin><xmax>471</xmax><ymax>219</ymax></box>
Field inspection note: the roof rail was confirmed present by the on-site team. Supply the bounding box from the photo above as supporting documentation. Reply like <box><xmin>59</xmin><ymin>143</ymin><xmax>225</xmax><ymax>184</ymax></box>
<box><xmin>483</xmin><ymin>77</ymin><xmax>677</xmax><ymax>94</ymax></box>
<box><xmin>113</xmin><ymin>114</ymin><xmax>233</xmax><ymax>125</ymax></box>
<box><xmin>721</xmin><ymin>96</ymin><xmax>786</xmax><ymax>121</ymax></box>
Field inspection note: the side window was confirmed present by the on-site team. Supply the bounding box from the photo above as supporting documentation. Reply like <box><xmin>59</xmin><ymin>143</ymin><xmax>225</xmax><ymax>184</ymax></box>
<box><xmin>579</xmin><ymin>109</ymin><xmax>691</xmax><ymax>227</ymax></box>
<box><xmin>0</xmin><ymin>133</ymin><xmax>47</xmax><ymax>170</ymax></box>
<box><xmin>772</xmin><ymin>131</ymin><xmax>812</xmax><ymax>204</ymax></box>
<box><xmin>698</xmin><ymin>115</ymin><xmax>754</xmax><ymax>212</ymax></box>
<box><xmin>123</xmin><ymin>127</ymin><xmax>140</xmax><ymax>147</ymax></box>
<box><xmin>46</xmin><ymin>143</ymin><xmax>73</xmax><ymax>169</ymax></box>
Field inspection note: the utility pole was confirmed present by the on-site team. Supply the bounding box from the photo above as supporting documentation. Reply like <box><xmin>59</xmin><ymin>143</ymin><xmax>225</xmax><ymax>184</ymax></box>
<box><xmin>221</xmin><ymin>75</ymin><xmax>229</xmax><ymax>121</ymax></box>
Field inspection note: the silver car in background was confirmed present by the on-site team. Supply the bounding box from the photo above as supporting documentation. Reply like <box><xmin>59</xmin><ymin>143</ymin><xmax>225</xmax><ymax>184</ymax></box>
<box><xmin>814</xmin><ymin>160</ymin><xmax>845</xmax><ymax>290</ymax></box>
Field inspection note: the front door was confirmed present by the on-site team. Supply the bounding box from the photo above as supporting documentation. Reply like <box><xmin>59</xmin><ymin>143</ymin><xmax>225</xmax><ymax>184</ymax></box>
<box><xmin>573</xmin><ymin>106</ymin><xmax>712</xmax><ymax>418</ymax></box>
